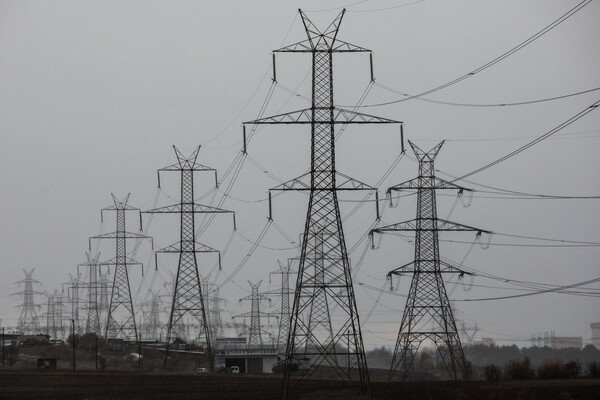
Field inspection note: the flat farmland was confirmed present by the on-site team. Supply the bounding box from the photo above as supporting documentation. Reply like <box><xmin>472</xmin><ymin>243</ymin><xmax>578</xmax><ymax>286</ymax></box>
<box><xmin>0</xmin><ymin>372</ymin><xmax>599</xmax><ymax>400</ymax></box>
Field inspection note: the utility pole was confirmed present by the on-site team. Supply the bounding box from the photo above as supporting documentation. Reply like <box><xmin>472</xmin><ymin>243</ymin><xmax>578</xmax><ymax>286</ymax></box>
<box><xmin>78</xmin><ymin>252</ymin><xmax>101</xmax><ymax>335</ymax></box>
<box><xmin>90</xmin><ymin>194</ymin><xmax>152</xmax><ymax>341</ymax></box>
<box><xmin>145</xmin><ymin>146</ymin><xmax>235</xmax><ymax>370</ymax></box>
<box><xmin>371</xmin><ymin>141</ymin><xmax>491</xmax><ymax>380</ymax></box>
<box><xmin>233</xmin><ymin>281</ymin><xmax>277</xmax><ymax>346</ymax></box>
<box><xmin>244</xmin><ymin>9</ymin><xmax>402</xmax><ymax>398</ymax></box>
<box><xmin>14</xmin><ymin>269</ymin><xmax>42</xmax><ymax>334</ymax></box>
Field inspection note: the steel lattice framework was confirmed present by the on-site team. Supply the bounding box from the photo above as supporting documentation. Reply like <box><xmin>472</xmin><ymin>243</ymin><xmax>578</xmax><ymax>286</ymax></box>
<box><xmin>269</xmin><ymin>260</ymin><xmax>295</xmax><ymax>353</ymax></box>
<box><xmin>145</xmin><ymin>146</ymin><xmax>234</xmax><ymax>370</ymax></box>
<box><xmin>90</xmin><ymin>194</ymin><xmax>152</xmax><ymax>341</ymax></box>
<box><xmin>371</xmin><ymin>141</ymin><xmax>490</xmax><ymax>380</ymax></box>
<box><xmin>15</xmin><ymin>269</ymin><xmax>41</xmax><ymax>334</ymax></box>
<box><xmin>79</xmin><ymin>252</ymin><xmax>101</xmax><ymax>335</ymax></box>
<box><xmin>234</xmin><ymin>280</ymin><xmax>276</xmax><ymax>346</ymax></box>
<box><xmin>244</xmin><ymin>9</ymin><xmax>402</xmax><ymax>399</ymax></box>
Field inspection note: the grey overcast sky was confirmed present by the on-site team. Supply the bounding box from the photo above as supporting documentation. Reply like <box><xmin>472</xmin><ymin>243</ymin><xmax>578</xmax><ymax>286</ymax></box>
<box><xmin>0</xmin><ymin>0</ymin><xmax>599</xmax><ymax>348</ymax></box>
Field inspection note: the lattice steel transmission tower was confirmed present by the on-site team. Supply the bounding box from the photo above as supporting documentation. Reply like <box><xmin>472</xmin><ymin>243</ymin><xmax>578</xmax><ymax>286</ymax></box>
<box><xmin>15</xmin><ymin>269</ymin><xmax>41</xmax><ymax>334</ymax></box>
<box><xmin>202</xmin><ymin>279</ymin><xmax>225</xmax><ymax>341</ymax></box>
<box><xmin>90</xmin><ymin>194</ymin><xmax>152</xmax><ymax>341</ymax></box>
<box><xmin>142</xmin><ymin>290</ymin><xmax>162</xmax><ymax>341</ymax></box>
<box><xmin>371</xmin><ymin>141</ymin><xmax>490</xmax><ymax>380</ymax></box>
<box><xmin>234</xmin><ymin>280</ymin><xmax>276</xmax><ymax>346</ymax></box>
<box><xmin>78</xmin><ymin>252</ymin><xmax>101</xmax><ymax>335</ymax></box>
<box><xmin>98</xmin><ymin>271</ymin><xmax>110</xmax><ymax>329</ymax></box>
<box><xmin>145</xmin><ymin>146</ymin><xmax>234</xmax><ymax>369</ymax></box>
<box><xmin>244</xmin><ymin>9</ymin><xmax>402</xmax><ymax>397</ymax></box>
<box><xmin>64</xmin><ymin>273</ymin><xmax>82</xmax><ymax>335</ymax></box>
<box><xmin>45</xmin><ymin>291</ymin><xmax>64</xmax><ymax>340</ymax></box>
<box><xmin>268</xmin><ymin>260</ymin><xmax>295</xmax><ymax>352</ymax></box>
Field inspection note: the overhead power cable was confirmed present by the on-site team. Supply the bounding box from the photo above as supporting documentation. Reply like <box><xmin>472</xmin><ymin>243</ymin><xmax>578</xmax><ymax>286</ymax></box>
<box><xmin>453</xmin><ymin>99</ymin><xmax>600</xmax><ymax>181</ymax></box>
<box><xmin>435</xmin><ymin>170</ymin><xmax>600</xmax><ymax>199</ymax></box>
<box><xmin>352</xmin><ymin>0</ymin><xmax>592</xmax><ymax>108</ymax></box>
<box><xmin>372</xmin><ymin>83</ymin><xmax>600</xmax><ymax>108</ymax></box>
<box><xmin>456</xmin><ymin>276</ymin><xmax>600</xmax><ymax>302</ymax></box>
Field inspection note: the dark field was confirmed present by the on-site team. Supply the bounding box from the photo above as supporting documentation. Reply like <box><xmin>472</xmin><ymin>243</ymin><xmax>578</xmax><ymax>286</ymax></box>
<box><xmin>0</xmin><ymin>371</ymin><xmax>599</xmax><ymax>400</ymax></box>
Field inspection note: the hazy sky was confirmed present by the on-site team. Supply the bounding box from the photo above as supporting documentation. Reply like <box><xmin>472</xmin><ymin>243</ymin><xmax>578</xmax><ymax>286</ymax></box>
<box><xmin>1</xmin><ymin>0</ymin><xmax>599</xmax><ymax>349</ymax></box>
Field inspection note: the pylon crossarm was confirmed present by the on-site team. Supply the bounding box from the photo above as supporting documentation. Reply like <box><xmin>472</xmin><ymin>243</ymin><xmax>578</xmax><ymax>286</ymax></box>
<box><xmin>244</xmin><ymin>107</ymin><xmax>401</xmax><ymax>125</ymax></box>
<box><xmin>144</xmin><ymin>203</ymin><xmax>233</xmax><ymax>214</ymax></box>
<box><xmin>387</xmin><ymin>176</ymin><xmax>471</xmax><ymax>193</ymax></box>
<box><xmin>387</xmin><ymin>261</ymin><xmax>415</xmax><ymax>277</ymax></box>
<box><xmin>90</xmin><ymin>231</ymin><xmax>151</xmax><ymax>240</ymax></box>
<box><xmin>270</xmin><ymin>172</ymin><xmax>311</xmax><ymax>190</ymax></box>
<box><xmin>438</xmin><ymin>260</ymin><xmax>475</xmax><ymax>275</ymax></box>
<box><xmin>99</xmin><ymin>257</ymin><xmax>142</xmax><ymax>267</ymax></box>
<box><xmin>155</xmin><ymin>241</ymin><xmax>219</xmax><ymax>254</ymax></box>
<box><xmin>158</xmin><ymin>162</ymin><xmax>216</xmax><ymax>173</ymax></box>
<box><xmin>372</xmin><ymin>218</ymin><xmax>490</xmax><ymax>233</ymax></box>
<box><xmin>436</xmin><ymin>218</ymin><xmax>491</xmax><ymax>233</ymax></box>
<box><xmin>274</xmin><ymin>39</ymin><xmax>370</xmax><ymax>53</ymax></box>
<box><xmin>269</xmin><ymin>171</ymin><xmax>375</xmax><ymax>191</ymax></box>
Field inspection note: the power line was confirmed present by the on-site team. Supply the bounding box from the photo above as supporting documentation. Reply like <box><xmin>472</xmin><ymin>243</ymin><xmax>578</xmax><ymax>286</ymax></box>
<box><xmin>453</xmin><ymin>99</ymin><xmax>600</xmax><ymax>181</ymax></box>
<box><xmin>354</xmin><ymin>0</ymin><xmax>592</xmax><ymax>108</ymax></box>
<box><xmin>372</xmin><ymin>82</ymin><xmax>600</xmax><ymax>108</ymax></box>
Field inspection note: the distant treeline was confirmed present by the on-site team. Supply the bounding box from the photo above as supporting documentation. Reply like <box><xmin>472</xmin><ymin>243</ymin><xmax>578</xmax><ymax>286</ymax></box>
<box><xmin>465</xmin><ymin>344</ymin><xmax>600</xmax><ymax>367</ymax></box>
<box><xmin>365</xmin><ymin>344</ymin><xmax>600</xmax><ymax>370</ymax></box>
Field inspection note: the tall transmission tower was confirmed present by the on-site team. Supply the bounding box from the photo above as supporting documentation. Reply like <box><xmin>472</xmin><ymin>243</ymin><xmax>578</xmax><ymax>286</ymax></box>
<box><xmin>244</xmin><ymin>9</ymin><xmax>402</xmax><ymax>397</ymax></box>
<box><xmin>371</xmin><ymin>141</ymin><xmax>490</xmax><ymax>380</ymax></box>
<box><xmin>15</xmin><ymin>269</ymin><xmax>41</xmax><ymax>334</ymax></box>
<box><xmin>268</xmin><ymin>260</ymin><xmax>295</xmax><ymax>353</ymax></box>
<box><xmin>142</xmin><ymin>290</ymin><xmax>163</xmax><ymax>341</ymax></box>
<box><xmin>78</xmin><ymin>252</ymin><xmax>101</xmax><ymax>335</ymax></box>
<box><xmin>145</xmin><ymin>146</ymin><xmax>234</xmax><ymax>369</ymax></box>
<box><xmin>90</xmin><ymin>194</ymin><xmax>152</xmax><ymax>341</ymax></box>
<box><xmin>202</xmin><ymin>279</ymin><xmax>226</xmax><ymax>341</ymax></box>
<box><xmin>98</xmin><ymin>271</ymin><xmax>110</xmax><ymax>330</ymax></box>
<box><xmin>64</xmin><ymin>273</ymin><xmax>82</xmax><ymax>335</ymax></box>
<box><xmin>45</xmin><ymin>291</ymin><xmax>64</xmax><ymax>340</ymax></box>
<box><xmin>234</xmin><ymin>280</ymin><xmax>276</xmax><ymax>346</ymax></box>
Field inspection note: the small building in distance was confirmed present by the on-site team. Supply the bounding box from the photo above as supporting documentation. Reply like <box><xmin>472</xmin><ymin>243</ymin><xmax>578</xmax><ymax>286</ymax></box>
<box><xmin>213</xmin><ymin>337</ymin><xmax>278</xmax><ymax>374</ymax></box>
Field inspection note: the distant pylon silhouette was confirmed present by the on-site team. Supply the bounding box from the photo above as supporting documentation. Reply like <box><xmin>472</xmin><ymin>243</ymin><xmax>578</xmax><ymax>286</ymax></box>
<box><xmin>234</xmin><ymin>280</ymin><xmax>276</xmax><ymax>346</ymax></box>
<box><xmin>79</xmin><ymin>252</ymin><xmax>101</xmax><ymax>335</ymax></box>
<box><xmin>90</xmin><ymin>194</ymin><xmax>152</xmax><ymax>341</ymax></box>
<box><xmin>371</xmin><ymin>141</ymin><xmax>490</xmax><ymax>380</ymax></box>
<box><xmin>269</xmin><ymin>260</ymin><xmax>295</xmax><ymax>353</ymax></box>
<box><xmin>15</xmin><ymin>269</ymin><xmax>41</xmax><ymax>334</ymax></box>
<box><xmin>145</xmin><ymin>146</ymin><xmax>234</xmax><ymax>370</ymax></box>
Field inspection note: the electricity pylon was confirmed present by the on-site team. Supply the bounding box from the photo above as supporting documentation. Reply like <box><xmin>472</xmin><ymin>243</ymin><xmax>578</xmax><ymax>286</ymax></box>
<box><xmin>371</xmin><ymin>141</ymin><xmax>491</xmax><ymax>380</ymax></box>
<box><xmin>202</xmin><ymin>279</ymin><xmax>226</xmax><ymax>341</ymax></box>
<box><xmin>14</xmin><ymin>269</ymin><xmax>41</xmax><ymax>334</ymax></box>
<box><xmin>78</xmin><ymin>252</ymin><xmax>101</xmax><ymax>335</ymax></box>
<box><xmin>45</xmin><ymin>291</ymin><xmax>64</xmax><ymax>340</ymax></box>
<box><xmin>64</xmin><ymin>273</ymin><xmax>82</xmax><ymax>335</ymax></box>
<box><xmin>141</xmin><ymin>290</ymin><xmax>162</xmax><ymax>340</ymax></box>
<box><xmin>98</xmin><ymin>271</ymin><xmax>110</xmax><ymax>330</ymax></box>
<box><xmin>233</xmin><ymin>280</ymin><xmax>276</xmax><ymax>346</ymax></box>
<box><xmin>145</xmin><ymin>146</ymin><xmax>234</xmax><ymax>370</ymax></box>
<box><xmin>268</xmin><ymin>260</ymin><xmax>295</xmax><ymax>353</ymax></box>
<box><xmin>90</xmin><ymin>194</ymin><xmax>152</xmax><ymax>341</ymax></box>
<box><xmin>244</xmin><ymin>9</ymin><xmax>402</xmax><ymax>398</ymax></box>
